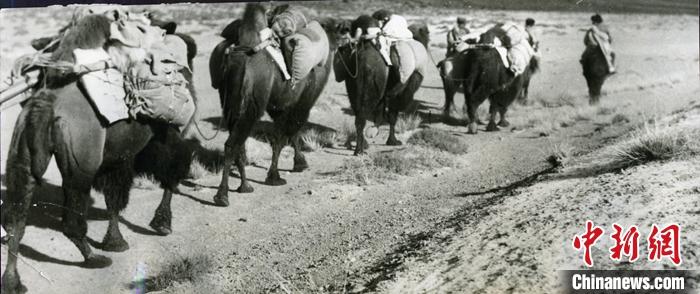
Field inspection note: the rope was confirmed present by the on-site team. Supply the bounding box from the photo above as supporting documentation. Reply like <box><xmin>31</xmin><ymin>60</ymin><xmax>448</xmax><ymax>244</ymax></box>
<box><xmin>336</xmin><ymin>43</ymin><xmax>359</xmax><ymax>79</ymax></box>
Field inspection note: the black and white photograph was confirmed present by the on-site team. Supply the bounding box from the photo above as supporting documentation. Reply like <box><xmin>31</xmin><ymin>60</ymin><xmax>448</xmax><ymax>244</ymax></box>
<box><xmin>0</xmin><ymin>0</ymin><xmax>698</xmax><ymax>293</ymax></box>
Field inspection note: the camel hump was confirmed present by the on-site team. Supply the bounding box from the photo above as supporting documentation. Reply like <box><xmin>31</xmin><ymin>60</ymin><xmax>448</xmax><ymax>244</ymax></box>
<box><xmin>210</xmin><ymin>40</ymin><xmax>233</xmax><ymax>89</ymax></box>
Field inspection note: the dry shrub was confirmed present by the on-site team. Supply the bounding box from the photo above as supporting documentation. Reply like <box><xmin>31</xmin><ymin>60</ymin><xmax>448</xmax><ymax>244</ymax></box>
<box><xmin>395</xmin><ymin>113</ymin><xmax>423</xmax><ymax>133</ymax></box>
<box><xmin>546</xmin><ymin>142</ymin><xmax>574</xmax><ymax>168</ymax></box>
<box><xmin>337</xmin><ymin>146</ymin><xmax>456</xmax><ymax>185</ymax></box>
<box><xmin>407</xmin><ymin>128</ymin><xmax>468</xmax><ymax>154</ymax></box>
<box><xmin>607</xmin><ymin>123</ymin><xmax>696</xmax><ymax>169</ymax></box>
<box><xmin>300</xmin><ymin>129</ymin><xmax>337</xmax><ymax>152</ymax></box>
<box><xmin>611</xmin><ymin>114</ymin><xmax>631</xmax><ymax>125</ymax></box>
<box><xmin>144</xmin><ymin>254</ymin><xmax>213</xmax><ymax>292</ymax></box>
<box><xmin>337</xmin><ymin>155</ymin><xmax>374</xmax><ymax>185</ymax></box>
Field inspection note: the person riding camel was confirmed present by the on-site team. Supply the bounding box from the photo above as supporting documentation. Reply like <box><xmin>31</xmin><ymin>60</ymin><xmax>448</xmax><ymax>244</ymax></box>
<box><xmin>371</xmin><ymin>9</ymin><xmax>413</xmax><ymax>65</ymax></box>
<box><xmin>371</xmin><ymin>9</ymin><xmax>424</xmax><ymax>85</ymax></box>
<box><xmin>524</xmin><ymin>18</ymin><xmax>539</xmax><ymax>52</ymax></box>
<box><xmin>584</xmin><ymin>14</ymin><xmax>615</xmax><ymax>74</ymax></box>
<box><xmin>446</xmin><ymin>17</ymin><xmax>470</xmax><ymax>57</ymax></box>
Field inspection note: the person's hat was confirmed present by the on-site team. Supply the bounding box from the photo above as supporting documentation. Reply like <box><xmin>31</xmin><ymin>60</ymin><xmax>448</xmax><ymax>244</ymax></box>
<box><xmin>372</xmin><ymin>9</ymin><xmax>392</xmax><ymax>21</ymax></box>
<box><xmin>525</xmin><ymin>18</ymin><xmax>535</xmax><ymax>26</ymax></box>
<box><xmin>591</xmin><ymin>14</ymin><xmax>603</xmax><ymax>23</ymax></box>
<box><xmin>457</xmin><ymin>17</ymin><xmax>467</xmax><ymax>24</ymax></box>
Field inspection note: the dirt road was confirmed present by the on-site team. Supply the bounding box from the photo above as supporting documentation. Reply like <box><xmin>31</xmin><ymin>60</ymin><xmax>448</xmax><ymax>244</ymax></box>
<box><xmin>1</xmin><ymin>6</ymin><xmax>698</xmax><ymax>294</ymax></box>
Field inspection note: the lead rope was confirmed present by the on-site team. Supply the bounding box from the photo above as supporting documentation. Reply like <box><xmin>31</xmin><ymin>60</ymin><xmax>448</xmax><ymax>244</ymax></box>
<box><xmin>337</xmin><ymin>42</ymin><xmax>359</xmax><ymax>79</ymax></box>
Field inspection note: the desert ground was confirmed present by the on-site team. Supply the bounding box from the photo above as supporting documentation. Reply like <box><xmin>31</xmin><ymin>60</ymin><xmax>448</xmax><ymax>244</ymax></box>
<box><xmin>1</xmin><ymin>2</ymin><xmax>699</xmax><ymax>293</ymax></box>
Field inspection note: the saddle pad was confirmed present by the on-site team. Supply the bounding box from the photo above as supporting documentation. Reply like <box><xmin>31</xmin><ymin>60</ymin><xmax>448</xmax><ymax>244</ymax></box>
<box><xmin>73</xmin><ymin>48</ymin><xmax>129</xmax><ymax>124</ymax></box>
<box><xmin>265</xmin><ymin>46</ymin><xmax>291</xmax><ymax>80</ymax></box>
<box><xmin>494</xmin><ymin>45</ymin><xmax>509</xmax><ymax>69</ymax></box>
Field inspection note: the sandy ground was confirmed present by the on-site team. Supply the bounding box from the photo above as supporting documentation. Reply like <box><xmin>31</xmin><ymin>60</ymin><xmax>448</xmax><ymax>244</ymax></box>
<box><xmin>0</xmin><ymin>4</ymin><xmax>699</xmax><ymax>294</ymax></box>
<box><xmin>372</xmin><ymin>108</ymin><xmax>700</xmax><ymax>293</ymax></box>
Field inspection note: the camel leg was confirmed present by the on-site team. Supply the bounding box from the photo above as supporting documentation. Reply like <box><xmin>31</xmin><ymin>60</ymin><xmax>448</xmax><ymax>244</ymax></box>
<box><xmin>386</xmin><ymin>109</ymin><xmax>403</xmax><ymax>146</ymax></box>
<box><xmin>466</xmin><ymin>101</ymin><xmax>479</xmax><ymax>134</ymax></box>
<box><xmin>486</xmin><ymin>103</ymin><xmax>499</xmax><ymax>132</ymax></box>
<box><xmin>354</xmin><ymin>115</ymin><xmax>368</xmax><ymax>155</ymax></box>
<box><xmin>1</xmin><ymin>168</ymin><xmax>33</xmax><ymax>294</ymax></box>
<box><xmin>498</xmin><ymin>107</ymin><xmax>510</xmax><ymax>127</ymax></box>
<box><xmin>291</xmin><ymin>135</ymin><xmax>309</xmax><ymax>172</ymax></box>
<box><xmin>466</xmin><ymin>86</ymin><xmax>491</xmax><ymax>134</ymax></box>
<box><xmin>49</xmin><ymin>95</ymin><xmax>110</xmax><ymax>267</ymax></box>
<box><xmin>442</xmin><ymin>77</ymin><xmax>457</xmax><ymax>121</ymax></box>
<box><xmin>265</xmin><ymin>135</ymin><xmax>287</xmax><ymax>186</ymax></box>
<box><xmin>149</xmin><ymin>189</ymin><xmax>172</xmax><ymax>236</ymax></box>
<box><xmin>2</xmin><ymin>108</ymin><xmax>43</xmax><ymax>294</ymax></box>
<box><xmin>215</xmin><ymin>115</ymin><xmax>256</xmax><ymax>205</ymax></box>
<box><xmin>98</xmin><ymin>161</ymin><xmax>134</xmax><ymax>252</ymax></box>
<box><xmin>137</xmin><ymin>127</ymin><xmax>192</xmax><ymax>235</ymax></box>
<box><xmin>62</xmin><ymin>185</ymin><xmax>112</xmax><ymax>268</ymax></box>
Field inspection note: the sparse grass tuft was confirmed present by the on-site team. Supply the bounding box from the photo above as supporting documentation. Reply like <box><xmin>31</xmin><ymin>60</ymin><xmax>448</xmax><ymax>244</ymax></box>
<box><xmin>301</xmin><ymin>129</ymin><xmax>324</xmax><ymax>152</ymax></box>
<box><xmin>546</xmin><ymin>142</ymin><xmax>574</xmax><ymax>168</ymax></box>
<box><xmin>407</xmin><ymin>128</ymin><xmax>468</xmax><ymax>154</ymax></box>
<box><xmin>133</xmin><ymin>175</ymin><xmax>159</xmax><ymax>190</ymax></box>
<box><xmin>611</xmin><ymin>114</ymin><xmax>631</xmax><ymax>125</ymax></box>
<box><xmin>144</xmin><ymin>254</ymin><xmax>213</xmax><ymax>292</ymax></box>
<box><xmin>395</xmin><ymin>113</ymin><xmax>423</xmax><ymax>133</ymax></box>
<box><xmin>607</xmin><ymin>123</ymin><xmax>696</xmax><ymax>169</ymax></box>
<box><xmin>300</xmin><ymin>129</ymin><xmax>338</xmax><ymax>152</ymax></box>
<box><xmin>337</xmin><ymin>155</ymin><xmax>374</xmax><ymax>185</ymax></box>
<box><xmin>337</xmin><ymin>146</ymin><xmax>456</xmax><ymax>185</ymax></box>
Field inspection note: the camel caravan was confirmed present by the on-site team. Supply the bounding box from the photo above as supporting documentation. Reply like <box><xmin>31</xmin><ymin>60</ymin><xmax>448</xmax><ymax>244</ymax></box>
<box><xmin>0</xmin><ymin>4</ymin><xmax>616</xmax><ymax>293</ymax></box>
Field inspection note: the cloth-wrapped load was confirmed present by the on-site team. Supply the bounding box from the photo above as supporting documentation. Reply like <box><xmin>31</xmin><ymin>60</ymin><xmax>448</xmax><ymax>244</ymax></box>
<box><xmin>123</xmin><ymin>35</ymin><xmax>195</xmax><ymax>126</ymax></box>
<box><xmin>391</xmin><ymin>39</ymin><xmax>429</xmax><ymax>84</ymax></box>
<box><xmin>271</xmin><ymin>7</ymin><xmax>308</xmax><ymax>38</ymax></box>
<box><xmin>283</xmin><ymin>21</ymin><xmax>329</xmax><ymax>83</ymax></box>
<box><xmin>484</xmin><ymin>22</ymin><xmax>535</xmax><ymax>75</ymax></box>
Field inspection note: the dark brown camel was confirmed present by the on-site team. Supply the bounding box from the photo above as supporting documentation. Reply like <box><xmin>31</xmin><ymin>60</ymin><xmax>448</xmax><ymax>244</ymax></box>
<box><xmin>212</xmin><ymin>4</ymin><xmax>334</xmax><ymax>207</ymax></box>
<box><xmin>581</xmin><ymin>46</ymin><xmax>611</xmax><ymax>105</ymax></box>
<box><xmin>1</xmin><ymin>14</ymin><xmax>194</xmax><ymax>294</ymax></box>
<box><xmin>461</xmin><ymin>31</ymin><xmax>538</xmax><ymax>134</ymax></box>
<box><xmin>333</xmin><ymin>15</ymin><xmax>426</xmax><ymax>155</ymax></box>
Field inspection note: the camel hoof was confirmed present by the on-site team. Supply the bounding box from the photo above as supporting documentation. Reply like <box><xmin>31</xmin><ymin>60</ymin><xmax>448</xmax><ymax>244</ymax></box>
<box><xmin>467</xmin><ymin>123</ymin><xmax>478</xmax><ymax>134</ymax></box>
<box><xmin>149</xmin><ymin>220</ymin><xmax>172</xmax><ymax>237</ymax></box>
<box><xmin>83</xmin><ymin>254</ymin><xmax>112</xmax><ymax>269</ymax></box>
<box><xmin>264</xmin><ymin>175</ymin><xmax>287</xmax><ymax>186</ymax></box>
<box><xmin>213</xmin><ymin>192</ymin><xmax>229</xmax><ymax>207</ymax></box>
<box><xmin>2</xmin><ymin>272</ymin><xmax>27</xmax><ymax>294</ymax></box>
<box><xmin>486</xmin><ymin>122</ymin><xmax>499</xmax><ymax>132</ymax></box>
<box><xmin>292</xmin><ymin>162</ymin><xmax>309</xmax><ymax>173</ymax></box>
<box><xmin>101</xmin><ymin>236</ymin><xmax>130</xmax><ymax>252</ymax></box>
<box><xmin>386</xmin><ymin>138</ymin><xmax>403</xmax><ymax>146</ymax></box>
<box><xmin>498</xmin><ymin>120</ymin><xmax>510</xmax><ymax>127</ymax></box>
<box><xmin>236</xmin><ymin>182</ymin><xmax>254</xmax><ymax>193</ymax></box>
